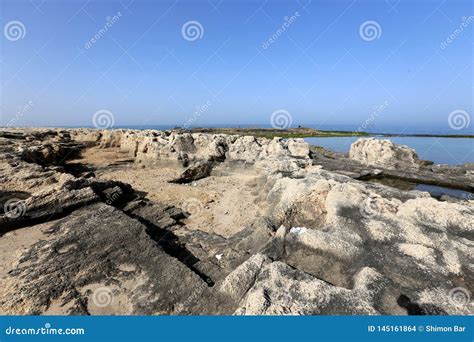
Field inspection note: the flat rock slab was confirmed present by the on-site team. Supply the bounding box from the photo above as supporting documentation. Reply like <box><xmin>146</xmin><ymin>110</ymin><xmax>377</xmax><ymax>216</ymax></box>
<box><xmin>0</xmin><ymin>203</ymin><xmax>207</xmax><ymax>315</ymax></box>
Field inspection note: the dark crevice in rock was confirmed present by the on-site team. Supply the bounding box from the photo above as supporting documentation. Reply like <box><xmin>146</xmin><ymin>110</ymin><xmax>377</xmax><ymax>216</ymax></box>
<box><xmin>62</xmin><ymin>162</ymin><xmax>95</xmax><ymax>178</ymax></box>
<box><xmin>357</xmin><ymin>173</ymin><xmax>474</xmax><ymax>194</ymax></box>
<box><xmin>283</xmin><ymin>261</ymin><xmax>338</xmax><ymax>287</ymax></box>
<box><xmin>0</xmin><ymin>199</ymin><xmax>98</xmax><ymax>235</ymax></box>
<box><xmin>397</xmin><ymin>294</ymin><xmax>447</xmax><ymax>315</ymax></box>
<box><xmin>127</xmin><ymin>213</ymin><xmax>215</xmax><ymax>286</ymax></box>
<box><xmin>397</xmin><ymin>294</ymin><xmax>425</xmax><ymax>315</ymax></box>
<box><xmin>262</xmin><ymin>288</ymin><xmax>271</xmax><ymax>313</ymax></box>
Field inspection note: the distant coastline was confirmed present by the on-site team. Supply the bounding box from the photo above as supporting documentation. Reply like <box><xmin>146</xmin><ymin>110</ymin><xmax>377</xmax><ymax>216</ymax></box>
<box><xmin>2</xmin><ymin>126</ymin><xmax>473</xmax><ymax>139</ymax></box>
<box><xmin>187</xmin><ymin>127</ymin><xmax>474</xmax><ymax>139</ymax></box>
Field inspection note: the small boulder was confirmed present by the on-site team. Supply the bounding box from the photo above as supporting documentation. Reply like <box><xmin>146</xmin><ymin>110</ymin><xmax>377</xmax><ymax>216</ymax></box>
<box><xmin>170</xmin><ymin>161</ymin><xmax>215</xmax><ymax>184</ymax></box>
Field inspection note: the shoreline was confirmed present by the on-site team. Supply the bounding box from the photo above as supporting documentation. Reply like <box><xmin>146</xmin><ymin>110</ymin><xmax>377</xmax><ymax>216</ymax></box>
<box><xmin>0</xmin><ymin>128</ymin><xmax>473</xmax><ymax>316</ymax></box>
<box><xmin>188</xmin><ymin>127</ymin><xmax>474</xmax><ymax>139</ymax></box>
<box><xmin>2</xmin><ymin>126</ymin><xmax>472</xmax><ymax>139</ymax></box>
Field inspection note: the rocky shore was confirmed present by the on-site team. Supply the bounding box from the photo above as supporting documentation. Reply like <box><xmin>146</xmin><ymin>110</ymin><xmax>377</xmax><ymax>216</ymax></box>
<box><xmin>0</xmin><ymin>128</ymin><xmax>472</xmax><ymax>315</ymax></box>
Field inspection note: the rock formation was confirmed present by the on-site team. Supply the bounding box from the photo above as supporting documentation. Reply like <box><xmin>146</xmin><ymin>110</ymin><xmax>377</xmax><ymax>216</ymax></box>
<box><xmin>349</xmin><ymin>138</ymin><xmax>424</xmax><ymax>170</ymax></box>
<box><xmin>0</xmin><ymin>128</ymin><xmax>472</xmax><ymax>316</ymax></box>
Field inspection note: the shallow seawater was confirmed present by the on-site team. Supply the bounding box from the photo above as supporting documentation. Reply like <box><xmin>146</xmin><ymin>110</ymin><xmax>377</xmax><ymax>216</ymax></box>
<box><xmin>304</xmin><ymin>137</ymin><xmax>474</xmax><ymax>165</ymax></box>
<box><xmin>414</xmin><ymin>184</ymin><xmax>473</xmax><ymax>200</ymax></box>
<box><xmin>366</xmin><ymin>177</ymin><xmax>472</xmax><ymax>200</ymax></box>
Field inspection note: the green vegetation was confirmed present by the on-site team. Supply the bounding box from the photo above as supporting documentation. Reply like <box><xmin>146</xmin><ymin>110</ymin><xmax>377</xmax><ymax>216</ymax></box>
<box><xmin>188</xmin><ymin>127</ymin><xmax>370</xmax><ymax>139</ymax></box>
<box><xmin>187</xmin><ymin>127</ymin><xmax>473</xmax><ymax>139</ymax></box>
<box><xmin>256</xmin><ymin>131</ymin><xmax>370</xmax><ymax>139</ymax></box>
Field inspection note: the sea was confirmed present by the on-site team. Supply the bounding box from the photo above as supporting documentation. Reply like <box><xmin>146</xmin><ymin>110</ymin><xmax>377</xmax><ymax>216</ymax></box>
<box><xmin>304</xmin><ymin>136</ymin><xmax>473</xmax><ymax>166</ymax></box>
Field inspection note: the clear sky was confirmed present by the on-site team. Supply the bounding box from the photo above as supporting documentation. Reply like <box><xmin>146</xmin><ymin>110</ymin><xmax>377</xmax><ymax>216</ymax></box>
<box><xmin>0</xmin><ymin>0</ymin><xmax>472</xmax><ymax>130</ymax></box>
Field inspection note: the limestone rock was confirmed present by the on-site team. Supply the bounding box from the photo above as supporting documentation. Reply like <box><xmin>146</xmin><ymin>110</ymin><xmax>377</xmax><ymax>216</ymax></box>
<box><xmin>0</xmin><ymin>128</ymin><xmax>472</xmax><ymax>316</ymax></box>
<box><xmin>349</xmin><ymin>138</ymin><xmax>423</xmax><ymax>170</ymax></box>
<box><xmin>235</xmin><ymin>262</ymin><xmax>385</xmax><ymax>315</ymax></box>
<box><xmin>219</xmin><ymin>254</ymin><xmax>270</xmax><ymax>302</ymax></box>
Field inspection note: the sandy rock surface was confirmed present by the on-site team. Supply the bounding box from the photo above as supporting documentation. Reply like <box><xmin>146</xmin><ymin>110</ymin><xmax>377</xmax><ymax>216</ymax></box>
<box><xmin>0</xmin><ymin>128</ymin><xmax>472</xmax><ymax>315</ymax></box>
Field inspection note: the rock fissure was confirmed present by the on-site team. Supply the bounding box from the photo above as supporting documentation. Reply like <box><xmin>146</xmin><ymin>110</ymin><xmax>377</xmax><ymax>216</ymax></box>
<box><xmin>0</xmin><ymin>128</ymin><xmax>472</xmax><ymax>315</ymax></box>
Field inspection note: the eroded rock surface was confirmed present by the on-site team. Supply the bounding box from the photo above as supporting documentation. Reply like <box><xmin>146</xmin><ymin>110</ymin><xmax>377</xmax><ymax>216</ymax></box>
<box><xmin>349</xmin><ymin>138</ymin><xmax>424</xmax><ymax>170</ymax></box>
<box><xmin>0</xmin><ymin>128</ymin><xmax>472</xmax><ymax>316</ymax></box>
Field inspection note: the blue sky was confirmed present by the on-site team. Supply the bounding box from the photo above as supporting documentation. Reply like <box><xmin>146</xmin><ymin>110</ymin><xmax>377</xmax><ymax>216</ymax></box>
<box><xmin>0</xmin><ymin>0</ymin><xmax>472</xmax><ymax>130</ymax></box>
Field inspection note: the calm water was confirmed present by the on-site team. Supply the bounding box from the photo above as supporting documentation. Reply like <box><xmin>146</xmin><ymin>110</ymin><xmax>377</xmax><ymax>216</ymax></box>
<box><xmin>305</xmin><ymin>137</ymin><xmax>474</xmax><ymax>165</ymax></box>
<box><xmin>367</xmin><ymin>177</ymin><xmax>473</xmax><ymax>199</ymax></box>
<box><xmin>414</xmin><ymin>184</ymin><xmax>472</xmax><ymax>200</ymax></box>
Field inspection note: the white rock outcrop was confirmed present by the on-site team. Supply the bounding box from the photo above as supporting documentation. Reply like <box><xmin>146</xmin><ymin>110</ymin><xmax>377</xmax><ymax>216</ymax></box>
<box><xmin>74</xmin><ymin>129</ymin><xmax>311</xmax><ymax>164</ymax></box>
<box><xmin>349</xmin><ymin>138</ymin><xmax>422</xmax><ymax>170</ymax></box>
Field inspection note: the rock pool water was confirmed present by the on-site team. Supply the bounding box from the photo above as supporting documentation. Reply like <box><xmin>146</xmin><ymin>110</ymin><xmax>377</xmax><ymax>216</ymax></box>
<box><xmin>305</xmin><ymin>137</ymin><xmax>474</xmax><ymax>165</ymax></box>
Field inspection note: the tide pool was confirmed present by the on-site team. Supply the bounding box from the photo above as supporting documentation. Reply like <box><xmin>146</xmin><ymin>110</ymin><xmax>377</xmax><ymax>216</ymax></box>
<box><xmin>304</xmin><ymin>137</ymin><xmax>474</xmax><ymax>165</ymax></box>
